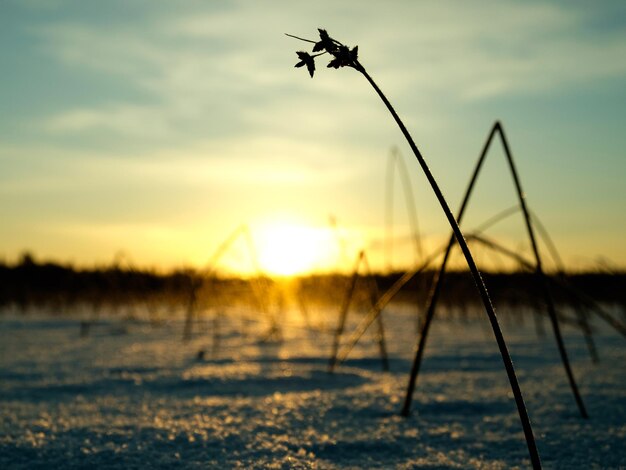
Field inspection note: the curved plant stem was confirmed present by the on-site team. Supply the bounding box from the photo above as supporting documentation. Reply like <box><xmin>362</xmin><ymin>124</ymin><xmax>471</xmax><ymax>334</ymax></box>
<box><xmin>400</xmin><ymin>124</ymin><xmax>495</xmax><ymax>413</ymax></box>
<box><xmin>498</xmin><ymin>125</ymin><xmax>588</xmax><ymax>418</ymax></box>
<box><xmin>352</xmin><ymin>62</ymin><xmax>542</xmax><ymax>469</ymax></box>
<box><xmin>329</xmin><ymin>251</ymin><xmax>364</xmax><ymax>372</ymax></box>
<box><xmin>362</xmin><ymin>251</ymin><xmax>390</xmax><ymax>372</ymax></box>
<box><xmin>405</xmin><ymin>122</ymin><xmax>588</xmax><ymax>419</ymax></box>
<box><xmin>529</xmin><ymin>210</ymin><xmax>566</xmax><ymax>275</ymax></box>
<box><xmin>333</xmin><ymin>241</ymin><xmax>447</xmax><ymax>367</ymax></box>
<box><xmin>385</xmin><ymin>147</ymin><xmax>424</xmax><ymax>271</ymax></box>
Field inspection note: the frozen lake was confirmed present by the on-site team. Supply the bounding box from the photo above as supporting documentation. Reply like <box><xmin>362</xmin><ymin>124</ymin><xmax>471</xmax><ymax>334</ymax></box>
<box><xmin>1</xmin><ymin>304</ymin><xmax>625</xmax><ymax>468</ymax></box>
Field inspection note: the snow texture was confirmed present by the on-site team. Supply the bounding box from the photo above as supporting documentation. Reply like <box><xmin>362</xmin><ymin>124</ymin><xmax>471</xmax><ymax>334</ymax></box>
<box><xmin>1</xmin><ymin>304</ymin><xmax>625</xmax><ymax>469</ymax></box>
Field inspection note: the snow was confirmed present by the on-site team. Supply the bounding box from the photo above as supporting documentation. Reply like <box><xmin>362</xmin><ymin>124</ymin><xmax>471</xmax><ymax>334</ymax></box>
<box><xmin>1</xmin><ymin>304</ymin><xmax>625</xmax><ymax>469</ymax></box>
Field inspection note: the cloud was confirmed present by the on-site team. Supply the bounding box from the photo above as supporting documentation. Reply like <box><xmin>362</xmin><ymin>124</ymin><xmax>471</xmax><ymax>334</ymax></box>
<box><xmin>44</xmin><ymin>104</ymin><xmax>173</xmax><ymax>137</ymax></box>
<box><xmin>0</xmin><ymin>133</ymin><xmax>368</xmax><ymax>195</ymax></box>
<box><xmin>356</xmin><ymin>1</ymin><xmax>626</xmax><ymax>100</ymax></box>
<box><xmin>33</xmin><ymin>1</ymin><xmax>626</xmax><ymax>146</ymax></box>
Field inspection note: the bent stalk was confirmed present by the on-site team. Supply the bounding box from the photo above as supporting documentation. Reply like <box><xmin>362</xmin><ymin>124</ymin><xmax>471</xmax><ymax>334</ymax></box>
<box><xmin>357</xmin><ymin>66</ymin><xmax>541</xmax><ymax>467</ymax></box>
<box><xmin>289</xmin><ymin>30</ymin><xmax>541</xmax><ymax>469</ymax></box>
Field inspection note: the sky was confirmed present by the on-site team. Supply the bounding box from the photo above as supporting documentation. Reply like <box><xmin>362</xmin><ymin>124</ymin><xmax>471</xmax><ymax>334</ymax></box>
<box><xmin>1</xmin><ymin>0</ymin><xmax>625</xmax><ymax>275</ymax></box>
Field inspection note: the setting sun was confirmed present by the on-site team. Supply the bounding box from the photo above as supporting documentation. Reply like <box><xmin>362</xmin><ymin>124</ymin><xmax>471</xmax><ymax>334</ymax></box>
<box><xmin>254</xmin><ymin>223</ymin><xmax>333</xmax><ymax>277</ymax></box>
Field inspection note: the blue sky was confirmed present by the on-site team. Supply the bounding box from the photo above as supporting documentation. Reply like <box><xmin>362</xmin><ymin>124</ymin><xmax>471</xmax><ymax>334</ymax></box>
<box><xmin>1</xmin><ymin>0</ymin><xmax>625</xmax><ymax>273</ymax></box>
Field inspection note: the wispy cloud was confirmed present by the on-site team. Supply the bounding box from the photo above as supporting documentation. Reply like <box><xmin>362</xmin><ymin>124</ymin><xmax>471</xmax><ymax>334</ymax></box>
<box><xmin>35</xmin><ymin>1</ymin><xmax>626</xmax><ymax>145</ymax></box>
<box><xmin>357</xmin><ymin>1</ymin><xmax>626</xmax><ymax>100</ymax></box>
<box><xmin>3</xmin><ymin>0</ymin><xmax>625</xmax><ymax>269</ymax></box>
<box><xmin>44</xmin><ymin>104</ymin><xmax>173</xmax><ymax>136</ymax></box>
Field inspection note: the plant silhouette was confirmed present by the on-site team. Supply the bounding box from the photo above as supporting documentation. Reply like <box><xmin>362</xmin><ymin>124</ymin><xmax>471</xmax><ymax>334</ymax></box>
<box><xmin>328</xmin><ymin>249</ymin><xmax>389</xmax><ymax>373</ymax></box>
<box><xmin>402</xmin><ymin>122</ymin><xmax>588</xmax><ymax>420</ymax></box>
<box><xmin>288</xmin><ymin>28</ymin><xmax>541</xmax><ymax>469</ymax></box>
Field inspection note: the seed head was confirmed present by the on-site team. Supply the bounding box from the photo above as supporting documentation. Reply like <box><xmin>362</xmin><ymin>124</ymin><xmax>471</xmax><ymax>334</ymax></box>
<box><xmin>289</xmin><ymin>29</ymin><xmax>359</xmax><ymax>78</ymax></box>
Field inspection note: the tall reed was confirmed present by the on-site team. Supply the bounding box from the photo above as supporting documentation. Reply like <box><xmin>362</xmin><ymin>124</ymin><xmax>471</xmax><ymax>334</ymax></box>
<box><xmin>183</xmin><ymin>225</ymin><xmax>277</xmax><ymax>344</ymax></box>
<box><xmin>404</xmin><ymin>122</ymin><xmax>588</xmax><ymax>419</ymax></box>
<box><xmin>470</xmin><ymin>205</ymin><xmax>599</xmax><ymax>362</ymax></box>
<box><xmin>385</xmin><ymin>147</ymin><xmax>424</xmax><ymax>271</ymax></box>
<box><xmin>333</xmin><ymin>241</ymin><xmax>448</xmax><ymax>366</ymax></box>
<box><xmin>328</xmin><ymin>250</ymin><xmax>389</xmax><ymax>372</ymax></box>
<box><xmin>183</xmin><ymin>225</ymin><xmax>246</xmax><ymax>342</ymax></box>
<box><xmin>288</xmin><ymin>29</ymin><xmax>541</xmax><ymax>469</ymax></box>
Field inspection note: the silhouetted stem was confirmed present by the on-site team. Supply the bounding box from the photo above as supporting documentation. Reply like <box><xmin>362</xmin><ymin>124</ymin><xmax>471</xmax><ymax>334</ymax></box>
<box><xmin>475</xmin><ymin>205</ymin><xmax>567</xmax><ymax>276</ymax></box>
<box><xmin>474</xmin><ymin>204</ymin><xmax>520</xmax><ymax>234</ymax></box>
<box><xmin>184</xmin><ymin>225</ymin><xmax>247</xmax><ymax>342</ymax></box>
<box><xmin>411</xmin><ymin>122</ymin><xmax>588</xmax><ymax>418</ymax></box>
<box><xmin>243</xmin><ymin>228</ymin><xmax>280</xmax><ymax>340</ymax></box>
<box><xmin>465</xmin><ymin>234</ymin><xmax>591</xmax><ymax>329</ymax></box>
<box><xmin>284</xmin><ymin>33</ymin><xmax>317</xmax><ymax>44</ymax></box>
<box><xmin>550</xmin><ymin>272</ymin><xmax>626</xmax><ymax>337</ymax></box>
<box><xmin>405</xmin><ymin>123</ymin><xmax>499</xmax><ymax>402</ymax></box>
<box><xmin>352</xmin><ymin>62</ymin><xmax>541</xmax><ymax>469</ymax></box>
<box><xmin>329</xmin><ymin>251</ymin><xmax>364</xmax><ymax>372</ymax></box>
<box><xmin>385</xmin><ymin>147</ymin><xmax>424</xmax><ymax>271</ymax></box>
<box><xmin>529</xmin><ymin>210</ymin><xmax>566</xmax><ymax>275</ymax></box>
<box><xmin>573</xmin><ymin>305</ymin><xmax>599</xmax><ymax>363</ymax></box>
<box><xmin>362</xmin><ymin>252</ymin><xmax>390</xmax><ymax>371</ymax></box>
<box><xmin>498</xmin><ymin>125</ymin><xmax>588</xmax><ymax>418</ymax></box>
<box><xmin>334</xmin><ymin>242</ymin><xmax>447</xmax><ymax>366</ymax></box>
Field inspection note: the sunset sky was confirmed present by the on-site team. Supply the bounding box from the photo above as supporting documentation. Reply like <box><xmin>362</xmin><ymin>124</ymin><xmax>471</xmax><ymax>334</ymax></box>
<box><xmin>1</xmin><ymin>0</ymin><xmax>625</xmax><ymax>275</ymax></box>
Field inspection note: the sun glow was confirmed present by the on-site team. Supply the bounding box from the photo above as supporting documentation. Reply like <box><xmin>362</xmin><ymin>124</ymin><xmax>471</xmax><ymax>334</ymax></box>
<box><xmin>255</xmin><ymin>223</ymin><xmax>333</xmax><ymax>277</ymax></box>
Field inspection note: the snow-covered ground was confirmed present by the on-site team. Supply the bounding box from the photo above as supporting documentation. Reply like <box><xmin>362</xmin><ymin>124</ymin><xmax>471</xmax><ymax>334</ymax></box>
<box><xmin>1</xmin><ymin>303</ymin><xmax>625</xmax><ymax>469</ymax></box>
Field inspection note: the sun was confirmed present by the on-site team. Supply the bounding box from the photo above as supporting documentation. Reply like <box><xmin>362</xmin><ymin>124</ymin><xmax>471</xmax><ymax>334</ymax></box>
<box><xmin>255</xmin><ymin>223</ymin><xmax>331</xmax><ymax>277</ymax></box>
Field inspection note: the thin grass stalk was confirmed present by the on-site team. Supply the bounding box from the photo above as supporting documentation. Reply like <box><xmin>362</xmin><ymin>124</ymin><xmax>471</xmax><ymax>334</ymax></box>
<box><xmin>473</xmin><ymin>205</ymin><xmax>566</xmax><ymax>276</ymax></box>
<box><xmin>329</xmin><ymin>251</ymin><xmax>364</xmax><ymax>372</ymax></box>
<box><xmin>401</xmin><ymin>123</ymin><xmax>499</xmax><ymax>417</ymax></box>
<box><xmin>395</xmin><ymin>149</ymin><xmax>424</xmax><ymax>261</ymax></box>
<box><xmin>403</xmin><ymin>121</ymin><xmax>589</xmax><ymax>420</ymax></box>
<box><xmin>362</xmin><ymin>251</ymin><xmax>390</xmax><ymax>371</ymax></box>
<box><xmin>450</xmin><ymin>138</ymin><xmax>591</xmax><ymax>408</ymax></box>
<box><xmin>475</xmin><ymin>205</ymin><xmax>520</xmax><ymax>234</ymax></box>
<box><xmin>498</xmin><ymin>125</ymin><xmax>588</xmax><ymax>418</ymax></box>
<box><xmin>465</xmin><ymin>234</ymin><xmax>588</xmax><ymax>329</ymax></box>
<box><xmin>333</xmin><ymin>243</ymin><xmax>446</xmax><ymax>367</ymax></box>
<box><xmin>476</xmin><ymin>207</ymin><xmax>591</xmax><ymax>352</ymax></box>
<box><xmin>385</xmin><ymin>149</ymin><xmax>396</xmax><ymax>272</ymax></box>
<box><xmin>550</xmin><ymin>274</ymin><xmax>626</xmax><ymax>337</ymax></box>
<box><xmin>386</xmin><ymin>147</ymin><xmax>424</xmax><ymax>271</ymax></box>
<box><xmin>289</xmin><ymin>33</ymin><xmax>540</xmax><ymax>467</ymax></box>
<box><xmin>529</xmin><ymin>210</ymin><xmax>566</xmax><ymax>275</ymax></box>
<box><xmin>385</xmin><ymin>148</ymin><xmax>426</xmax><ymax>333</ymax></box>
<box><xmin>182</xmin><ymin>225</ymin><xmax>246</xmax><ymax>342</ymax></box>
<box><xmin>243</xmin><ymin>228</ymin><xmax>280</xmax><ymax>340</ymax></box>
<box><xmin>355</xmin><ymin>70</ymin><xmax>541</xmax><ymax>467</ymax></box>
<box><xmin>573</xmin><ymin>304</ymin><xmax>599</xmax><ymax>363</ymax></box>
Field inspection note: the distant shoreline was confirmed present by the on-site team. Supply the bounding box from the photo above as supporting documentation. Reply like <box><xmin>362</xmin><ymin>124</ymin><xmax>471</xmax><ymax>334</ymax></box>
<box><xmin>2</xmin><ymin>257</ymin><xmax>624</xmax><ymax>313</ymax></box>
